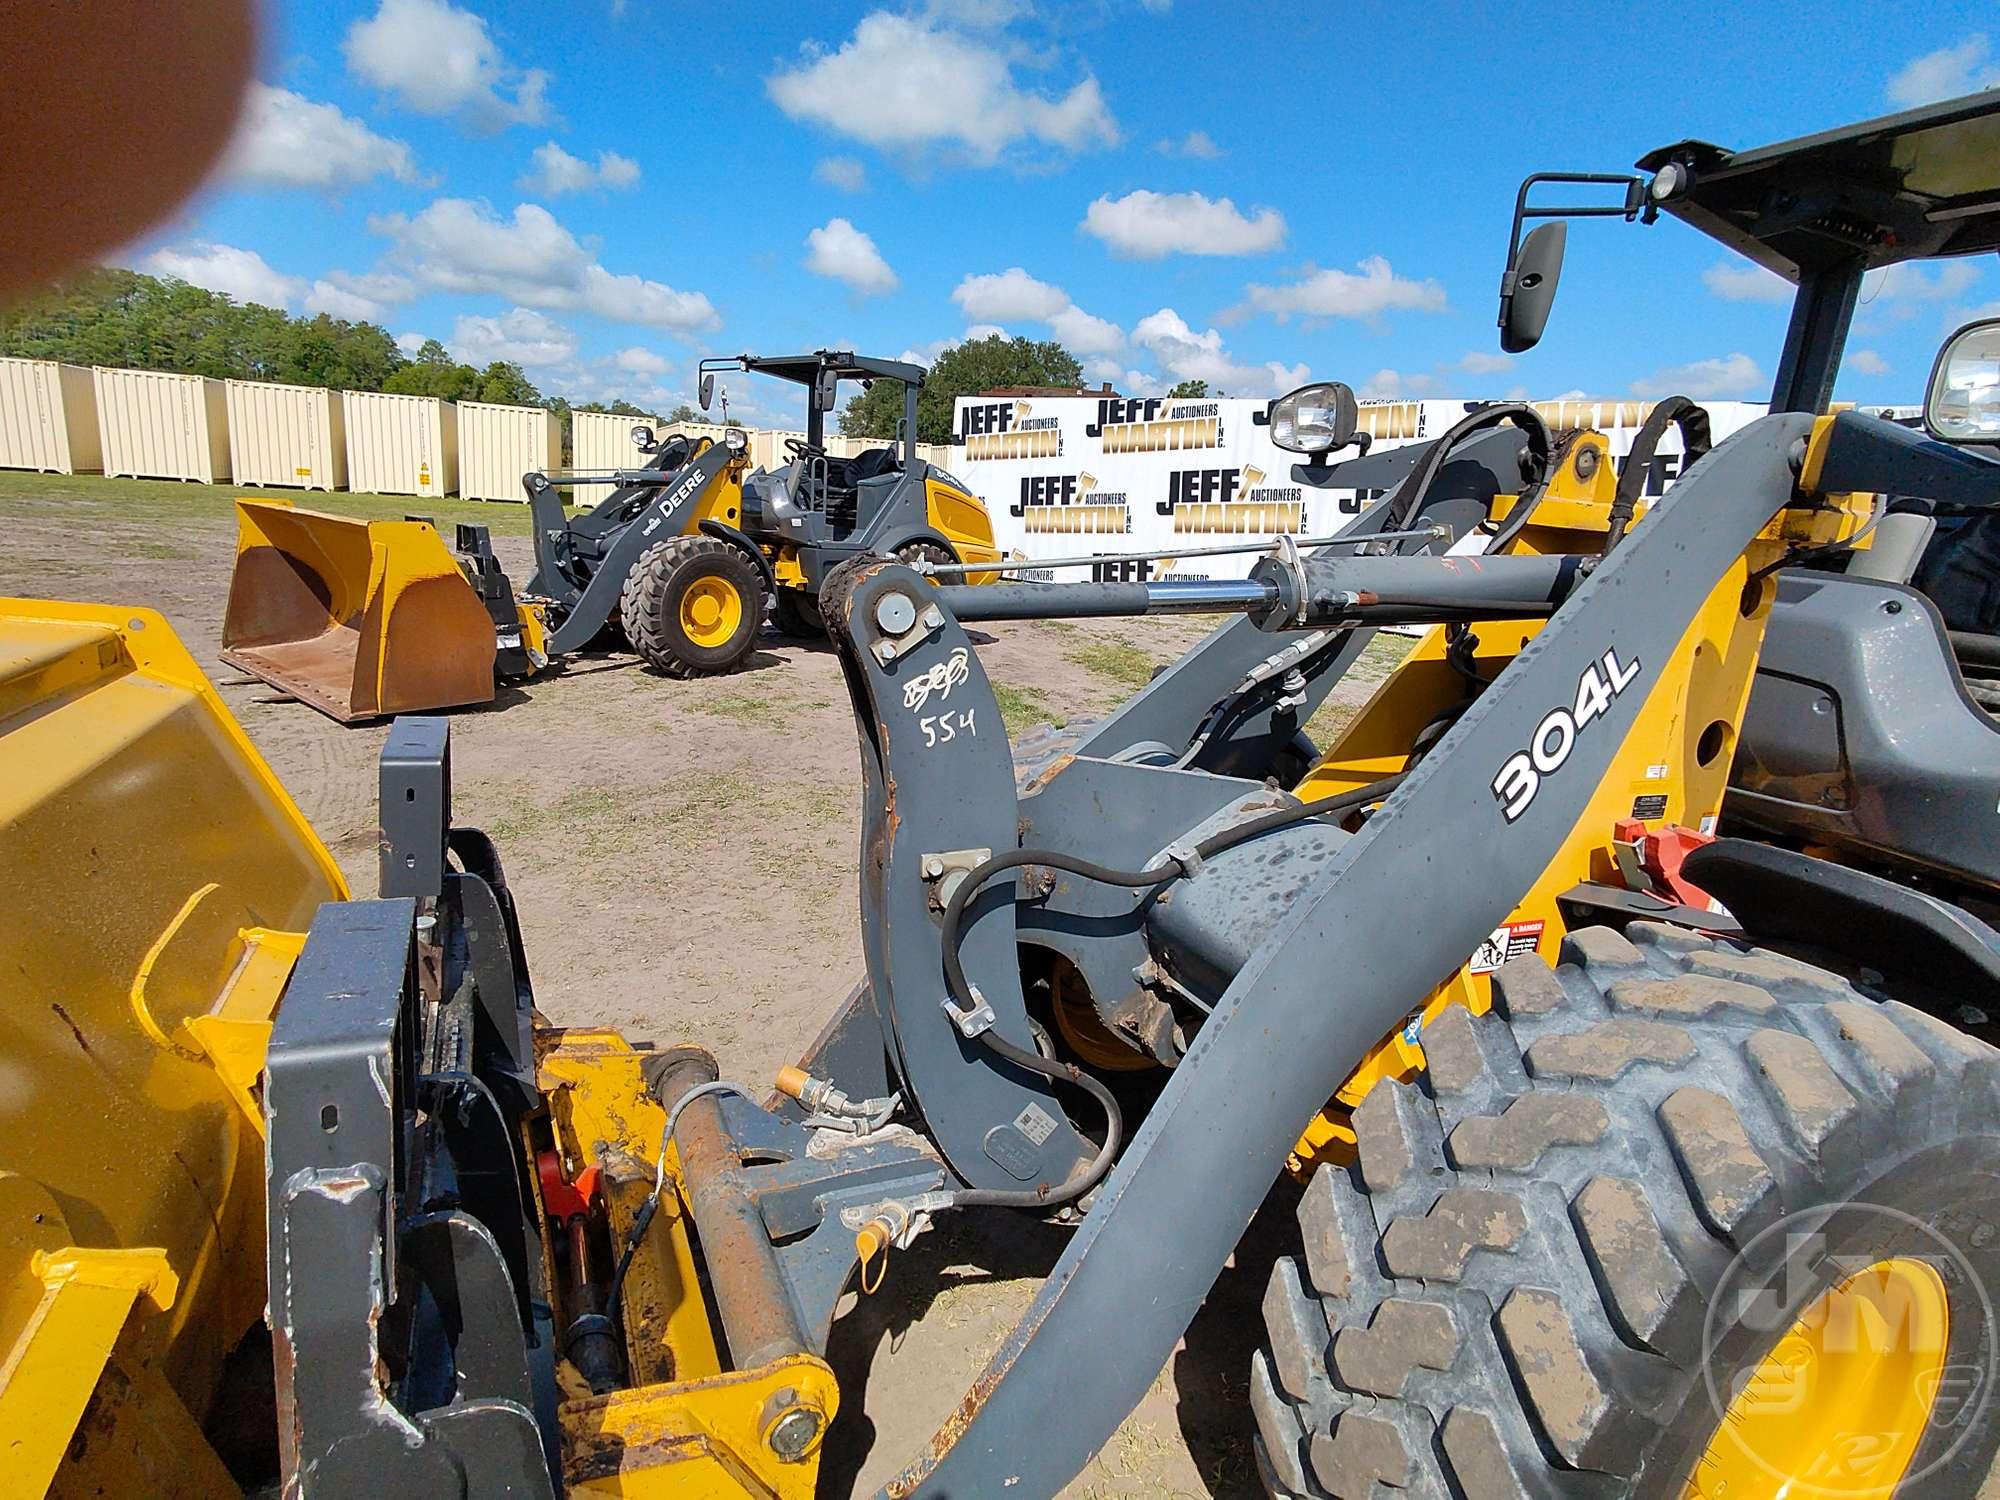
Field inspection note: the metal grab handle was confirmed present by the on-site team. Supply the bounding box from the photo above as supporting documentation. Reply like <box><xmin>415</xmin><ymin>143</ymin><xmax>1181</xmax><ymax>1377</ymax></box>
<box><xmin>128</xmin><ymin>882</ymin><xmax>220</xmax><ymax>1060</ymax></box>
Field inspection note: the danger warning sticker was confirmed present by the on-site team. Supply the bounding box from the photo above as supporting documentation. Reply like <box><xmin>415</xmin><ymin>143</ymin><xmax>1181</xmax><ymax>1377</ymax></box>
<box><xmin>1469</xmin><ymin>918</ymin><xmax>1546</xmax><ymax>975</ymax></box>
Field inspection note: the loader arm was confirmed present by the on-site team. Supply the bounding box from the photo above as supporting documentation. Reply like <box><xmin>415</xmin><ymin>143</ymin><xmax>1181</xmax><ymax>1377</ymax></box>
<box><xmin>531</xmin><ymin>439</ymin><xmax>740</xmax><ymax>656</ymax></box>
<box><xmin>853</xmin><ymin>413</ymin><xmax>1816</xmax><ymax>1495</ymax></box>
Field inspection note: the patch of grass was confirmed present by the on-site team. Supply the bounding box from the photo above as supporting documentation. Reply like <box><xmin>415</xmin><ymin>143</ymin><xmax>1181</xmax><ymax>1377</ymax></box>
<box><xmin>487</xmin><ymin>769</ymin><xmax>755</xmax><ymax>860</ymax></box>
<box><xmin>689</xmin><ymin>689</ymin><xmax>796</xmax><ymax>729</ymax></box>
<box><xmin>1068</xmin><ymin>639</ymin><xmax>1162</xmax><ymax>698</ymax></box>
<box><xmin>119</xmin><ymin>539</ymin><xmax>193</xmax><ymax>560</ymax></box>
<box><xmin>990</xmin><ymin>680</ymin><xmax>1064</xmax><ymax>737</ymax></box>
<box><xmin>0</xmin><ymin>469</ymin><xmax>545</xmax><ymax>536</ymax></box>
<box><xmin>1348</xmin><ymin>632</ymin><xmax>1414</xmax><ymax>682</ymax></box>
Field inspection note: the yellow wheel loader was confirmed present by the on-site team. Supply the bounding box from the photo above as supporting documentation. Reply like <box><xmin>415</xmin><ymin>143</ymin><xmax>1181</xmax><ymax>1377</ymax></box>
<box><xmin>11</xmin><ymin>94</ymin><xmax>2000</xmax><ymax>1500</ymax></box>
<box><xmin>220</xmin><ymin>351</ymin><xmax>1000</xmax><ymax>720</ymax></box>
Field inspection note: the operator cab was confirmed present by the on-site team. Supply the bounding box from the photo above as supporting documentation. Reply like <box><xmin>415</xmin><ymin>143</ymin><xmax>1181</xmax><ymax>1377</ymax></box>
<box><xmin>702</xmin><ymin>350</ymin><xmax>925</xmax><ymax>544</ymax></box>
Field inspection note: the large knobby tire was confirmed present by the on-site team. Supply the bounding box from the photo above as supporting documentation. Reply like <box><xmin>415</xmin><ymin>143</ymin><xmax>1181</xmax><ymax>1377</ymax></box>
<box><xmin>619</xmin><ymin>535</ymin><xmax>765</xmax><ymax>679</ymax></box>
<box><xmin>1253</xmin><ymin>920</ymin><xmax>2000</xmax><ymax>1499</ymax></box>
<box><xmin>895</xmin><ymin>539</ymin><xmax>954</xmax><ymax>573</ymax></box>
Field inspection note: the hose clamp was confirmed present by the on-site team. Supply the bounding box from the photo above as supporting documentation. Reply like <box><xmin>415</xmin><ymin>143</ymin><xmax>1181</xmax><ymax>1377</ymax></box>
<box><xmin>1272</xmin><ymin>533</ymin><xmax>1309</xmax><ymax>629</ymax></box>
<box><xmin>942</xmin><ymin>984</ymin><xmax>996</xmax><ymax>1038</ymax></box>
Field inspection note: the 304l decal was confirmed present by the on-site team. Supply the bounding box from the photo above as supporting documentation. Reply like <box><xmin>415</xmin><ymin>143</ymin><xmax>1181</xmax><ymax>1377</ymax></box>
<box><xmin>1491</xmin><ymin>648</ymin><xmax>1642</xmax><ymax>822</ymax></box>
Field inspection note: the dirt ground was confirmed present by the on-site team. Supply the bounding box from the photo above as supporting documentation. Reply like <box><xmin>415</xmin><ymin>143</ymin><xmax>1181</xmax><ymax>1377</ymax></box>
<box><xmin>2</xmin><ymin>476</ymin><xmax>1399</xmax><ymax>1498</ymax></box>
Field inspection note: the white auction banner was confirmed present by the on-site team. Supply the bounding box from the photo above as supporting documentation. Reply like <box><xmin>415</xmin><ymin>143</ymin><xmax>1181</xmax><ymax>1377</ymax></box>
<box><xmin>948</xmin><ymin>392</ymin><xmax>1769</xmax><ymax>580</ymax></box>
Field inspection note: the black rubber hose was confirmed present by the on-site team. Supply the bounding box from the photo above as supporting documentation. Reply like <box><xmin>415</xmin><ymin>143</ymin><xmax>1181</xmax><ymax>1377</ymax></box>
<box><xmin>946</xmin><ymin>1032</ymin><xmax>1124</xmax><ymax>1209</ymax></box>
<box><xmin>935</xmin><ymin>772</ymin><xmax>1407</xmax><ymax>1209</ymax></box>
<box><xmin>1384</xmin><ymin>402</ymin><xmax>1552</xmax><ymax>532</ymax></box>
<box><xmin>1604</xmin><ymin>397</ymin><xmax>1711</xmax><ymax>554</ymax></box>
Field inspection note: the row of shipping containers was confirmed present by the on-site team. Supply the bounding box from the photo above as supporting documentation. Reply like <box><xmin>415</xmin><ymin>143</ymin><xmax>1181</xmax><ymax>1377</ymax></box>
<box><xmin>1</xmin><ymin>358</ymin><xmax>563</xmax><ymax>500</ymax></box>
<box><xmin>0</xmin><ymin>358</ymin><xmax>959</xmax><ymax>498</ymax></box>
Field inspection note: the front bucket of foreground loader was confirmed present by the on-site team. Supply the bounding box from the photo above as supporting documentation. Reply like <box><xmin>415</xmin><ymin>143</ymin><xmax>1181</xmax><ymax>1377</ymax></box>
<box><xmin>221</xmin><ymin>499</ymin><xmax>498</xmax><ymax>721</ymax></box>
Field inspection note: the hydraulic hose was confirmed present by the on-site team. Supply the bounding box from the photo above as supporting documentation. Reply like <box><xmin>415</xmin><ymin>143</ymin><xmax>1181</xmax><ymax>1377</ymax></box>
<box><xmin>935</xmin><ymin>772</ymin><xmax>1407</xmax><ymax>1209</ymax></box>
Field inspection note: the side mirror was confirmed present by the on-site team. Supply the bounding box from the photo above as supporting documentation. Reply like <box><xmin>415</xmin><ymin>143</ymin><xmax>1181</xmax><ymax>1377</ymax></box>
<box><xmin>629</xmin><ymin>423</ymin><xmax>656</xmax><ymax>453</ymax></box>
<box><xmin>1499</xmin><ymin>221</ymin><xmax>1567</xmax><ymax>354</ymax></box>
<box><xmin>699</xmin><ymin>373</ymin><xmax>714</xmax><ymax>411</ymax></box>
<box><xmin>1926</xmin><ymin>317</ymin><xmax>2000</xmax><ymax>445</ymax></box>
<box><xmin>814</xmin><ymin>370</ymin><xmax>840</xmax><ymax>412</ymax></box>
<box><xmin>1267</xmin><ymin>382</ymin><xmax>1359</xmax><ymax>455</ymax></box>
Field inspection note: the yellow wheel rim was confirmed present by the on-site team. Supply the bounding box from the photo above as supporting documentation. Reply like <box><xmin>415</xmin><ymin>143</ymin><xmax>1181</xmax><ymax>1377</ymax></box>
<box><xmin>678</xmin><ymin>575</ymin><xmax>743</xmax><ymax>649</ymax></box>
<box><xmin>1684</xmin><ymin>1257</ymin><xmax>1950</xmax><ymax>1499</ymax></box>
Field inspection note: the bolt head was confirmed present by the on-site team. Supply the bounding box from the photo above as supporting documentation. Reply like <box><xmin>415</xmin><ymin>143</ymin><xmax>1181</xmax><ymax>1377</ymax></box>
<box><xmin>768</xmin><ymin>1406</ymin><xmax>822</xmax><ymax>1462</ymax></box>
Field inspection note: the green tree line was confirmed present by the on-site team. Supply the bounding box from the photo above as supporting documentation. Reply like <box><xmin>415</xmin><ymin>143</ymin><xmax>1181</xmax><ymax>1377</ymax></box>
<box><xmin>0</xmin><ymin>267</ymin><xmax>671</xmax><ymax>457</ymax></box>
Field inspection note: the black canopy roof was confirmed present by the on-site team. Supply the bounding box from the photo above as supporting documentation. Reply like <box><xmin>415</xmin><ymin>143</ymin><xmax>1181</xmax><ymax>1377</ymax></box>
<box><xmin>1637</xmin><ymin>89</ymin><xmax>2000</xmax><ymax>281</ymax></box>
<box><xmin>731</xmin><ymin>351</ymin><xmax>926</xmax><ymax>387</ymax></box>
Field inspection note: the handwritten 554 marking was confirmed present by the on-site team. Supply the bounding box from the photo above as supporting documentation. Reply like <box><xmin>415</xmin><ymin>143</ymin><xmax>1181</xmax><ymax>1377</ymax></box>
<box><xmin>1491</xmin><ymin>649</ymin><xmax>1642</xmax><ymax>822</ymax></box>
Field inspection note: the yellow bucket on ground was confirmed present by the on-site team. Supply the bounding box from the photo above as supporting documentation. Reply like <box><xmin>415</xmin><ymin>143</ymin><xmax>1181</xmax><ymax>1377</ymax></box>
<box><xmin>221</xmin><ymin>499</ymin><xmax>498</xmax><ymax>722</ymax></box>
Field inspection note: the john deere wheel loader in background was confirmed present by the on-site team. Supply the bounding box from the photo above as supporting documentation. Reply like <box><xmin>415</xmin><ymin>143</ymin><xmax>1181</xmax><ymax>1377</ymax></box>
<box><xmin>11</xmin><ymin>93</ymin><xmax>2000</xmax><ymax>1500</ymax></box>
<box><xmin>219</xmin><ymin>351</ymin><xmax>999</xmax><ymax>719</ymax></box>
<box><xmin>686</xmin><ymin>350</ymin><xmax>1002</xmax><ymax>638</ymax></box>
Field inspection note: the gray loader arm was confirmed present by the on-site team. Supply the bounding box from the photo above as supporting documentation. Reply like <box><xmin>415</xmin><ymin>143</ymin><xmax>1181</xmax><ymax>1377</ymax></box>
<box><xmin>851</xmin><ymin>414</ymin><xmax>1812</xmax><ymax>1497</ymax></box>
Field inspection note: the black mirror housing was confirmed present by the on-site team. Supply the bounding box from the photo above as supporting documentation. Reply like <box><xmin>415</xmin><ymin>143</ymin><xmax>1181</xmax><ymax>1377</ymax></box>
<box><xmin>1500</xmin><ymin>221</ymin><xmax>1567</xmax><ymax>354</ymax></box>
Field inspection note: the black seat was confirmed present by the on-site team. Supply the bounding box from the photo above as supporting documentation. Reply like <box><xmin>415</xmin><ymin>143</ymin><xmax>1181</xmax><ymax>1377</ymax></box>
<box><xmin>846</xmin><ymin>446</ymin><xmax>901</xmax><ymax>483</ymax></box>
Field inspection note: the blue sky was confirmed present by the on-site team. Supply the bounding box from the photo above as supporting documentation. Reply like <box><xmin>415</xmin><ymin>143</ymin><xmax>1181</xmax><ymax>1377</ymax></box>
<box><xmin>137</xmin><ymin>1</ymin><xmax>1993</xmax><ymax>422</ymax></box>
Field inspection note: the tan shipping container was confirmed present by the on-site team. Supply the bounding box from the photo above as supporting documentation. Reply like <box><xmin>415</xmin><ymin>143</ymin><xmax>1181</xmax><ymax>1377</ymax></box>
<box><xmin>225</xmin><ymin>380</ymin><xmax>348</xmax><ymax>491</ymax></box>
<box><xmin>458</xmin><ymin>400</ymin><xmax>560</xmax><ymax>502</ymax></box>
<box><xmin>571</xmin><ymin>409</ymin><xmax>663</xmax><ymax>472</ymax></box>
<box><xmin>94</xmin><ymin>367</ymin><xmax>230</xmax><ymax>482</ymax></box>
<box><xmin>343</xmin><ymin>391</ymin><xmax>457</xmax><ymax>498</ymax></box>
<box><xmin>0</xmin><ymin>358</ymin><xmax>101</xmax><ymax>474</ymax></box>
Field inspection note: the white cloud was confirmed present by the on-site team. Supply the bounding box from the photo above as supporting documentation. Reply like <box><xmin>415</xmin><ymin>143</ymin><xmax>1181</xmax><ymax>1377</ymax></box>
<box><xmin>395</xmin><ymin>331</ymin><xmax>429</xmax><ymax>355</ymax></box>
<box><xmin>1868</xmin><ymin>260</ymin><xmax>1981</xmax><ymax>302</ymax></box>
<box><xmin>768</xmin><ymin>13</ymin><xmax>1117</xmax><ymax>164</ymax></box>
<box><xmin>517</xmin><ymin>141</ymin><xmax>640</xmax><ymax>195</ymax></box>
<box><xmin>1702</xmin><ymin>259</ymin><xmax>1792</xmax><ymax>303</ymax></box>
<box><xmin>1458</xmin><ymin>350</ymin><xmax>1516</xmax><ymax>374</ymax></box>
<box><xmin>344</xmin><ymin>0</ymin><xmax>552</xmax><ymax>132</ymax></box>
<box><xmin>223</xmin><ymin>84</ymin><xmax>423</xmax><ymax>190</ymax></box>
<box><xmin>1847</xmin><ymin>349</ymin><xmax>1891</xmax><ymax>377</ymax></box>
<box><xmin>141</xmin><ymin>242</ymin><xmax>305</xmax><ymax>309</ymax></box>
<box><xmin>450</xmin><ymin>306</ymin><xmax>579</xmax><ymax>366</ymax></box>
<box><xmin>1243</xmin><ymin>255</ymin><xmax>1447</xmax><ymax>322</ymax></box>
<box><xmin>304</xmin><ymin>269</ymin><xmax>414</xmax><ymax>321</ymax></box>
<box><xmin>1082</xmin><ymin>189</ymin><xmax>1284</xmax><ymax>259</ymax></box>
<box><xmin>1048</xmin><ymin>303</ymin><xmax>1124</xmax><ymax>355</ymax></box>
<box><xmin>814</xmin><ymin>155</ymin><xmax>868</xmax><ymax>191</ymax></box>
<box><xmin>1131</xmin><ymin>307</ymin><xmax>1306</xmax><ymax>395</ymax></box>
<box><xmin>370</xmin><ymin>198</ymin><xmax>718</xmax><ymax>333</ymax></box>
<box><xmin>953</xmin><ymin>267</ymin><xmax>1072</xmax><ymax>322</ymax></box>
<box><xmin>612</xmin><ymin>346</ymin><xmax>672</xmax><ymax>377</ymax></box>
<box><xmin>1888</xmin><ymin>35</ymin><xmax>2000</xmax><ymax>107</ymax></box>
<box><xmin>963</xmin><ymin>322</ymin><xmax>1006</xmax><ymax>342</ymax></box>
<box><xmin>1359</xmin><ymin>369</ymin><xmax>1430</xmax><ymax>399</ymax></box>
<box><xmin>1630</xmin><ymin>353</ymin><xmax>1765</xmax><ymax>399</ymax></box>
<box><xmin>1153</xmin><ymin>129</ymin><xmax>1221</xmax><ymax>159</ymax></box>
<box><xmin>925</xmin><ymin>0</ymin><xmax>1031</xmax><ymax>25</ymax></box>
<box><xmin>804</xmin><ymin>217</ymin><xmax>899</xmax><ymax>295</ymax></box>
<box><xmin>952</xmin><ymin>270</ymin><xmax>1123</xmax><ymax>353</ymax></box>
